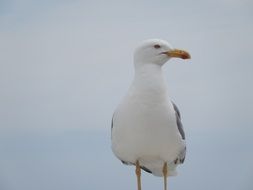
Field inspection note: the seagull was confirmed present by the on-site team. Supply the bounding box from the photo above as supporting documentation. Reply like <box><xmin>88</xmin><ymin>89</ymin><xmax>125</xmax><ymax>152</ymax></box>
<box><xmin>111</xmin><ymin>39</ymin><xmax>191</xmax><ymax>190</ymax></box>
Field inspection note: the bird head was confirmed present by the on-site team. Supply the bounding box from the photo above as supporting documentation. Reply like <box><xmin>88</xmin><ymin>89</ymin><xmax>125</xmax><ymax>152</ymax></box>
<box><xmin>134</xmin><ymin>39</ymin><xmax>191</xmax><ymax>66</ymax></box>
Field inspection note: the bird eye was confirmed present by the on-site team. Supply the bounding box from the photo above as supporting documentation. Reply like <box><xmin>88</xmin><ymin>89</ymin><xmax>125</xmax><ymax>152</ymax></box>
<box><xmin>154</xmin><ymin>44</ymin><xmax>161</xmax><ymax>49</ymax></box>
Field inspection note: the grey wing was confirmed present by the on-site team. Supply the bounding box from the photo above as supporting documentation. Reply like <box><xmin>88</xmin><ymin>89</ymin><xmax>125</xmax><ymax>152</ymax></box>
<box><xmin>111</xmin><ymin>113</ymin><xmax>115</xmax><ymax>138</ymax></box>
<box><xmin>172</xmin><ymin>101</ymin><xmax>185</xmax><ymax>140</ymax></box>
<box><xmin>111</xmin><ymin>115</ymin><xmax>114</xmax><ymax>130</ymax></box>
<box><xmin>171</xmin><ymin>101</ymin><xmax>186</xmax><ymax>164</ymax></box>
<box><xmin>174</xmin><ymin>146</ymin><xmax>186</xmax><ymax>164</ymax></box>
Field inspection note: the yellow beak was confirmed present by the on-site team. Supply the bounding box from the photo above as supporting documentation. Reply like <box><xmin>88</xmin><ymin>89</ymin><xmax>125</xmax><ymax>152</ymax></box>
<box><xmin>163</xmin><ymin>49</ymin><xmax>191</xmax><ymax>59</ymax></box>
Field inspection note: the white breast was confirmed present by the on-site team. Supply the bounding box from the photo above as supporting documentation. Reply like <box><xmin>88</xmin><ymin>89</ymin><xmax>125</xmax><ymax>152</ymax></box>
<box><xmin>111</xmin><ymin>64</ymin><xmax>185</xmax><ymax>176</ymax></box>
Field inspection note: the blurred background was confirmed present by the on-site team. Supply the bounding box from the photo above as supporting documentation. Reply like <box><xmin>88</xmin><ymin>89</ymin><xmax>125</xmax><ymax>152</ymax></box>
<box><xmin>0</xmin><ymin>0</ymin><xmax>253</xmax><ymax>190</ymax></box>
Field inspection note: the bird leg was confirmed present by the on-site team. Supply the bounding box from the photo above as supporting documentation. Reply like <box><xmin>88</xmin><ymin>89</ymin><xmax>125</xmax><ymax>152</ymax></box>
<box><xmin>135</xmin><ymin>160</ymin><xmax>141</xmax><ymax>190</ymax></box>
<box><xmin>163</xmin><ymin>162</ymin><xmax>168</xmax><ymax>190</ymax></box>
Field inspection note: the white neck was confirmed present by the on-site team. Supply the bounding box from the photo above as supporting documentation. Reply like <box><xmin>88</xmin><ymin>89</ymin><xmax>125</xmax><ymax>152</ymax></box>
<box><xmin>129</xmin><ymin>62</ymin><xmax>169</xmax><ymax>98</ymax></box>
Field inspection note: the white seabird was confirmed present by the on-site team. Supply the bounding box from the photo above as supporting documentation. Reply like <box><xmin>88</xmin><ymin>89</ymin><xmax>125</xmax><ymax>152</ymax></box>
<box><xmin>111</xmin><ymin>39</ymin><xmax>191</xmax><ymax>190</ymax></box>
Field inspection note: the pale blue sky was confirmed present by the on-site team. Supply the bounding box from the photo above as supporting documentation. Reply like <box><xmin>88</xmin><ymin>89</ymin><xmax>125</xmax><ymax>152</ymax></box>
<box><xmin>0</xmin><ymin>0</ymin><xmax>253</xmax><ymax>190</ymax></box>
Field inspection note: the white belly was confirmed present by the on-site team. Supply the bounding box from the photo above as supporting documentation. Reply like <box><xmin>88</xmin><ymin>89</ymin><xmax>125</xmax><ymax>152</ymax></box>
<box><xmin>111</xmin><ymin>98</ymin><xmax>185</xmax><ymax>176</ymax></box>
